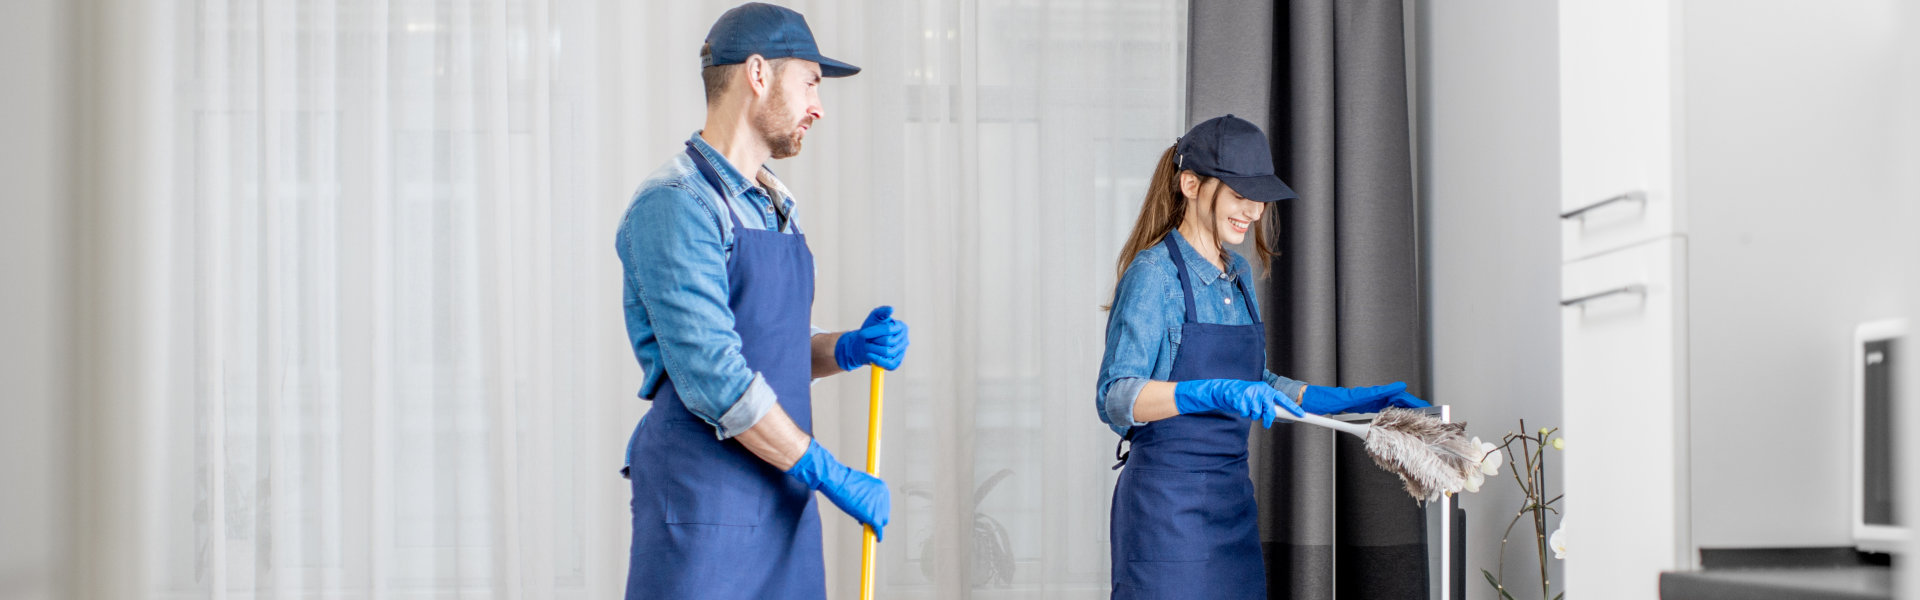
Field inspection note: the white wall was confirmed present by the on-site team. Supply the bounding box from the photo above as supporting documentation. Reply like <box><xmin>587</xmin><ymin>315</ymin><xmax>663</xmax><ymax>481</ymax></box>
<box><xmin>1414</xmin><ymin>1</ymin><xmax>1565</xmax><ymax>597</ymax></box>
<box><xmin>1683</xmin><ymin>0</ymin><xmax>1915</xmax><ymax>549</ymax></box>
<box><xmin>1902</xmin><ymin>0</ymin><xmax>1920</xmax><ymax>591</ymax></box>
<box><xmin>0</xmin><ymin>0</ymin><xmax>71</xmax><ymax>598</ymax></box>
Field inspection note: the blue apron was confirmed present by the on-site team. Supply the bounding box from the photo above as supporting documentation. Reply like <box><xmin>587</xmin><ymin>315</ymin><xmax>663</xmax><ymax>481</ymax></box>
<box><xmin>1110</xmin><ymin>236</ymin><xmax>1267</xmax><ymax>599</ymax></box>
<box><xmin>623</xmin><ymin>143</ymin><xmax>825</xmax><ymax>599</ymax></box>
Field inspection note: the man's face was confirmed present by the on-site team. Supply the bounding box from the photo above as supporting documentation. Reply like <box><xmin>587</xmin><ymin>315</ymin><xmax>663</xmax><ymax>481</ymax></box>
<box><xmin>752</xmin><ymin>60</ymin><xmax>824</xmax><ymax>160</ymax></box>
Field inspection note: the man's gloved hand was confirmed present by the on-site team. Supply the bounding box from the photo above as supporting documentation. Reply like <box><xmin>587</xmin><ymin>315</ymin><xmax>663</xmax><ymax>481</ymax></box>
<box><xmin>834</xmin><ymin>306</ymin><xmax>910</xmax><ymax>371</ymax></box>
<box><xmin>786</xmin><ymin>439</ymin><xmax>891</xmax><ymax>541</ymax></box>
<box><xmin>1299</xmin><ymin>382</ymin><xmax>1431</xmax><ymax>415</ymax></box>
<box><xmin>1172</xmin><ymin>379</ymin><xmax>1307</xmax><ymax>428</ymax></box>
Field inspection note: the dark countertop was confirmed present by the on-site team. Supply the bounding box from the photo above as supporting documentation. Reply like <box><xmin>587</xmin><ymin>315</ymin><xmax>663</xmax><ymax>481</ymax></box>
<box><xmin>1661</xmin><ymin>566</ymin><xmax>1892</xmax><ymax>600</ymax></box>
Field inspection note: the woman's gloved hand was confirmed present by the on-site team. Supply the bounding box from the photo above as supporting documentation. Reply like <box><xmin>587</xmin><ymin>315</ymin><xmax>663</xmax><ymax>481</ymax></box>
<box><xmin>1300</xmin><ymin>382</ymin><xmax>1430</xmax><ymax>415</ymax></box>
<box><xmin>785</xmin><ymin>439</ymin><xmax>891</xmax><ymax>541</ymax></box>
<box><xmin>834</xmin><ymin>305</ymin><xmax>910</xmax><ymax>371</ymax></box>
<box><xmin>1173</xmin><ymin>379</ymin><xmax>1307</xmax><ymax>428</ymax></box>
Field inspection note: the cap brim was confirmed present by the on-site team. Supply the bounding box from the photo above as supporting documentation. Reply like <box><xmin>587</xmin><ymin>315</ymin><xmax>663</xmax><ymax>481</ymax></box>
<box><xmin>1217</xmin><ymin>173</ymin><xmax>1297</xmax><ymax>203</ymax></box>
<box><xmin>811</xmin><ymin>54</ymin><xmax>861</xmax><ymax>78</ymax></box>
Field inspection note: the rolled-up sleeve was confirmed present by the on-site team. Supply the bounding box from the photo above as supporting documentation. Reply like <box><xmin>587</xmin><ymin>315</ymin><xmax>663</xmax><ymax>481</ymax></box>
<box><xmin>620</xmin><ymin>184</ymin><xmax>774</xmax><ymax>439</ymax></box>
<box><xmin>1096</xmin><ymin>255</ymin><xmax>1178</xmax><ymax>437</ymax></box>
<box><xmin>1263</xmin><ymin>370</ymin><xmax>1307</xmax><ymax>402</ymax></box>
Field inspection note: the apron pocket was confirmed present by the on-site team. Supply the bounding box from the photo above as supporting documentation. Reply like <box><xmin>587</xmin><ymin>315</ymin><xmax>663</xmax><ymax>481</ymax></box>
<box><xmin>656</xmin><ymin>421</ymin><xmax>770</xmax><ymax>527</ymax></box>
<box><xmin>1115</xmin><ymin>468</ymin><xmax>1213</xmax><ymax>562</ymax></box>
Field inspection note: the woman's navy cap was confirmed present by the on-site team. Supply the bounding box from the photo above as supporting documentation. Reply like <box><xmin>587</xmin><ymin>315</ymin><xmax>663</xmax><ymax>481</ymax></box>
<box><xmin>1176</xmin><ymin>115</ymin><xmax>1297</xmax><ymax>202</ymax></box>
<box><xmin>703</xmin><ymin>3</ymin><xmax>860</xmax><ymax>78</ymax></box>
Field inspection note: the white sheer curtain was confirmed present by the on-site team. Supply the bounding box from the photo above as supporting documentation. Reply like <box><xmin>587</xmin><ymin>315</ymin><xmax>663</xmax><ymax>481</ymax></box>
<box><xmin>775</xmin><ymin>3</ymin><xmax>1186</xmax><ymax>597</ymax></box>
<box><xmin>139</xmin><ymin>0</ymin><xmax>1184</xmax><ymax>598</ymax></box>
<box><xmin>156</xmin><ymin>1</ymin><xmax>629</xmax><ymax>597</ymax></box>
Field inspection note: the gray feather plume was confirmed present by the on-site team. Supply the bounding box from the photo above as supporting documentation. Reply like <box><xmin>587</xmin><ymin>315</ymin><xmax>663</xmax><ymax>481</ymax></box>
<box><xmin>1362</xmin><ymin>408</ymin><xmax>1482</xmax><ymax>502</ymax></box>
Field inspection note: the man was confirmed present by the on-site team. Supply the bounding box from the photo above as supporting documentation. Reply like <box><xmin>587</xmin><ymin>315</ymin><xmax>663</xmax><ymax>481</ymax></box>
<box><xmin>615</xmin><ymin>4</ymin><xmax>908</xmax><ymax>598</ymax></box>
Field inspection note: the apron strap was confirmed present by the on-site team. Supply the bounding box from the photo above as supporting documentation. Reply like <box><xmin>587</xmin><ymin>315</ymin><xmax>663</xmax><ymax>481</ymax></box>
<box><xmin>1160</xmin><ymin>237</ymin><xmax>1200</xmax><ymax>323</ymax></box>
<box><xmin>1160</xmin><ymin>235</ymin><xmax>1260</xmax><ymax>324</ymax></box>
<box><xmin>684</xmin><ymin>143</ymin><xmax>749</xmax><ymax>232</ymax></box>
<box><xmin>1234</xmin><ymin>272</ymin><xmax>1260</xmax><ymax>324</ymax></box>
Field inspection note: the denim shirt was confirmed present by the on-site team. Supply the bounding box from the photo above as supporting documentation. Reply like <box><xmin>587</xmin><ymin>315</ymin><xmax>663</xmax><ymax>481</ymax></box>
<box><xmin>615</xmin><ymin>132</ymin><xmax>825</xmax><ymax>439</ymax></box>
<box><xmin>1095</xmin><ymin>230</ymin><xmax>1309</xmax><ymax>436</ymax></box>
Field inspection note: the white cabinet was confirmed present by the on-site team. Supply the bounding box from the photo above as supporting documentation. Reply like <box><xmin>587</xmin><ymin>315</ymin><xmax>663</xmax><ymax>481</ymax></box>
<box><xmin>1561</xmin><ymin>237</ymin><xmax>1690</xmax><ymax>599</ymax></box>
<box><xmin>1559</xmin><ymin>1</ymin><xmax>1692</xmax><ymax>597</ymax></box>
<box><xmin>1558</xmin><ymin>0</ymin><xmax>1681</xmax><ymax>262</ymax></box>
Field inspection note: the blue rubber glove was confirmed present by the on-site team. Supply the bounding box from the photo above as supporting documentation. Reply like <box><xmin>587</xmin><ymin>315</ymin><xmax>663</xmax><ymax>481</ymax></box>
<box><xmin>835</xmin><ymin>306</ymin><xmax>910</xmax><ymax>371</ymax></box>
<box><xmin>1172</xmin><ymin>379</ymin><xmax>1307</xmax><ymax>428</ymax></box>
<box><xmin>786</xmin><ymin>439</ymin><xmax>891</xmax><ymax>541</ymax></box>
<box><xmin>1299</xmin><ymin>382</ymin><xmax>1430</xmax><ymax>415</ymax></box>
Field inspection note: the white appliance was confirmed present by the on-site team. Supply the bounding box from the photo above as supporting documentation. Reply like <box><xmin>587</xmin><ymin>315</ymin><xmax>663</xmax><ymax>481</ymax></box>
<box><xmin>1854</xmin><ymin>319</ymin><xmax>1907</xmax><ymax>553</ymax></box>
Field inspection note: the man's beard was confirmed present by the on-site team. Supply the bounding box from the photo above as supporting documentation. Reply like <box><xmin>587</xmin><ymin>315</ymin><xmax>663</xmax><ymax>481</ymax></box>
<box><xmin>753</xmin><ymin>88</ymin><xmax>808</xmax><ymax>159</ymax></box>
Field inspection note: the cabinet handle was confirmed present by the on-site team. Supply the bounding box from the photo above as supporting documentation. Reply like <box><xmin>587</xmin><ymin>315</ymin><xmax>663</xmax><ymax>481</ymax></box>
<box><xmin>1560</xmin><ymin>284</ymin><xmax>1647</xmax><ymax>307</ymax></box>
<box><xmin>1560</xmin><ymin>191</ymin><xmax>1646</xmax><ymax>220</ymax></box>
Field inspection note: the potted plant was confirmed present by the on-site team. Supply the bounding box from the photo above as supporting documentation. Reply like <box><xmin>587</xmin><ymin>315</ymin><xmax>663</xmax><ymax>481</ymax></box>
<box><xmin>1480</xmin><ymin>421</ymin><xmax>1565</xmax><ymax>600</ymax></box>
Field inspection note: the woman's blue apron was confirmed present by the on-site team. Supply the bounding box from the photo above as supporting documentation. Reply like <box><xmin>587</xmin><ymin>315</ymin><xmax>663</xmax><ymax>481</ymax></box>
<box><xmin>1110</xmin><ymin>236</ymin><xmax>1267</xmax><ymax>599</ymax></box>
<box><xmin>624</xmin><ymin>143</ymin><xmax>824</xmax><ymax>599</ymax></box>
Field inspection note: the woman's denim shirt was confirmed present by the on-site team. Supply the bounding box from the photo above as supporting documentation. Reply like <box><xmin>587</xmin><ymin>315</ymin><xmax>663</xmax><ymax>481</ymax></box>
<box><xmin>1095</xmin><ymin>230</ymin><xmax>1308</xmax><ymax>436</ymax></box>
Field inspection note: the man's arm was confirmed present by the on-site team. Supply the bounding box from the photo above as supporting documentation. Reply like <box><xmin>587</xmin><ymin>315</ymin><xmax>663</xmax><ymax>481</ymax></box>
<box><xmin>811</xmin><ymin>332</ymin><xmax>844</xmax><ymax>378</ymax></box>
<box><xmin>733</xmin><ymin>402</ymin><xmax>812</xmax><ymax>470</ymax></box>
<box><xmin>622</xmin><ymin>184</ymin><xmax>775</xmax><ymax>440</ymax></box>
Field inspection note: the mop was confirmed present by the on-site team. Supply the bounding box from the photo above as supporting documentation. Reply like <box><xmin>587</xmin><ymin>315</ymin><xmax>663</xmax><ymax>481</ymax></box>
<box><xmin>859</xmin><ymin>366</ymin><xmax>885</xmax><ymax>600</ymax></box>
<box><xmin>1274</xmin><ymin>406</ymin><xmax>1484</xmax><ymax>502</ymax></box>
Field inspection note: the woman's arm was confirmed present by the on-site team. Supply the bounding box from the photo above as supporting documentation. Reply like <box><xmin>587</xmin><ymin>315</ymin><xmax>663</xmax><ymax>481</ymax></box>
<box><xmin>1096</xmin><ymin>251</ymin><xmax>1180</xmax><ymax>434</ymax></box>
<box><xmin>1263</xmin><ymin>369</ymin><xmax>1307</xmax><ymax>402</ymax></box>
<box><xmin>1131</xmin><ymin>380</ymin><xmax>1179</xmax><ymax>423</ymax></box>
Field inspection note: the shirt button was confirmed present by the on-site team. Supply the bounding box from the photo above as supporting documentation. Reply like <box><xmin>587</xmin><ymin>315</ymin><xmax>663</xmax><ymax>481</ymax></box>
<box><xmin>1224</xmin><ymin>297</ymin><xmax>1233</xmax><ymax>305</ymax></box>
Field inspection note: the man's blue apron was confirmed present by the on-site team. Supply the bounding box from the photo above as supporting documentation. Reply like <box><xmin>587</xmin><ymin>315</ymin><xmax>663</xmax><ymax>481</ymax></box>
<box><xmin>1110</xmin><ymin>236</ymin><xmax>1267</xmax><ymax>599</ymax></box>
<box><xmin>624</xmin><ymin>143</ymin><xmax>824</xmax><ymax>599</ymax></box>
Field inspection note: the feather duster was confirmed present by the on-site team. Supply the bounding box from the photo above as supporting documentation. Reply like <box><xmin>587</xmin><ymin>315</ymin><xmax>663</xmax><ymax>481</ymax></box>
<box><xmin>1279</xmin><ymin>407</ymin><xmax>1484</xmax><ymax>502</ymax></box>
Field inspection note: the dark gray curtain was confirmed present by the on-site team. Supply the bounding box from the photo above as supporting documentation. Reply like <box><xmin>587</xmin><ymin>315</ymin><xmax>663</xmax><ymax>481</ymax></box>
<box><xmin>1190</xmin><ymin>0</ymin><xmax>1427</xmax><ymax>598</ymax></box>
<box><xmin>1268</xmin><ymin>0</ymin><xmax>1426</xmax><ymax>598</ymax></box>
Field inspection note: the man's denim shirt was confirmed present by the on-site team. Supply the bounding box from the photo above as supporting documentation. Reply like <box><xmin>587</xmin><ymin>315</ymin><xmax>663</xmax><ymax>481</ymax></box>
<box><xmin>616</xmin><ymin>132</ymin><xmax>824</xmax><ymax>440</ymax></box>
<box><xmin>1095</xmin><ymin>230</ymin><xmax>1309</xmax><ymax>437</ymax></box>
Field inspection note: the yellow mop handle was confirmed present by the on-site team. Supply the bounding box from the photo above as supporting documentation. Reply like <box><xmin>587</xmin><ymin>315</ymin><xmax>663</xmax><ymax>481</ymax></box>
<box><xmin>859</xmin><ymin>366</ymin><xmax>884</xmax><ymax>600</ymax></box>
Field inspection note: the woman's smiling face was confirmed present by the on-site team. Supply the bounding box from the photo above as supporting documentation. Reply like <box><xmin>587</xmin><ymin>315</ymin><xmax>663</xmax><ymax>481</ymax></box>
<box><xmin>1212</xmin><ymin>184</ymin><xmax>1264</xmax><ymax>245</ymax></box>
<box><xmin>1186</xmin><ymin>176</ymin><xmax>1265</xmax><ymax>246</ymax></box>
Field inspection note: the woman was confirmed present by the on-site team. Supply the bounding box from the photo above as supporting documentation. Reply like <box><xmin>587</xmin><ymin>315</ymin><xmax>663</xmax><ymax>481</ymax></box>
<box><xmin>1096</xmin><ymin>115</ymin><xmax>1427</xmax><ymax>599</ymax></box>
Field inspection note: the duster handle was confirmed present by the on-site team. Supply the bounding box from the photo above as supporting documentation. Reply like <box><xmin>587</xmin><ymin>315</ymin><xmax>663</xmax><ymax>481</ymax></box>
<box><xmin>1270</xmin><ymin>406</ymin><xmax>1372</xmax><ymax>438</ymax></box>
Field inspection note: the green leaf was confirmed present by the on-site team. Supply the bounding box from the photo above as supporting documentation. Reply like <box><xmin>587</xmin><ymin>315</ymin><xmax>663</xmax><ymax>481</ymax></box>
<box><xmin>1481</xmin><ymin>569</ymin><xmax>1516</xmax><ymax>600</ymax></box>
<box><xmin>1552</xmin><ymin>593</ymin><xmax>1565</xmax><ymax>600</ymax></box>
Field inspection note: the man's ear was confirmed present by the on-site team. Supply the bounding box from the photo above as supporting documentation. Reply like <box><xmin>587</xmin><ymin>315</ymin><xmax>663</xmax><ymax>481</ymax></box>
<box><xmin>744</xmin><ymin>54</ymin><xmax>770</xmax><ymax>97</ymax></box>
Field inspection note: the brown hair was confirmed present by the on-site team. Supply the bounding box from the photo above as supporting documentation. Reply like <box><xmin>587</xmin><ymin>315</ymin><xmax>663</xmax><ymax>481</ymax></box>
<box><xmin>1111</xmin><ymin>145</ymin><xmax>1273</xmax><ymax>286</ymax></box>
<box><xmin>700</xmin><ymin>43</ymin><xmax>790</xmax><ymax>106</ymax></box>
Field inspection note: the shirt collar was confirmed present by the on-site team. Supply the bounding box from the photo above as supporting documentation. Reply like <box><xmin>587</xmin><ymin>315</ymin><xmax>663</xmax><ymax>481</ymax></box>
<box><xmin>688</xmin><ymin>131</ymin><xmax>797</xmax><ymax>216</ymax></box>
<box><xmin>688</xmin><ymin>131</ymin><xmax>756</xmax><ymax>201</ymax></box>
<box><xmin>1168</xmin><ymin>229</ymin><xmax>1244</xmax><ymax>285</ymax></box>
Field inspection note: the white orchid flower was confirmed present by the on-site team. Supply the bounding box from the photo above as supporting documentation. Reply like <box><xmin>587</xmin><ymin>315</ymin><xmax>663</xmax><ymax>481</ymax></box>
<box><xmin>1462</xmin><ymin>437</ymin><xmax>1503</xmax><ymax>493</ymax></box>
<box><xmin>1549</xmin><ymin>519</ymin><xmax>1566</xmax><ymax>559</ymax></box>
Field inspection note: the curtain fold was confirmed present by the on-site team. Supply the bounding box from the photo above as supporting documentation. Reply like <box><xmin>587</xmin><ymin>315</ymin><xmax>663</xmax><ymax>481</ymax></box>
<box><xmin>792</xmin><ymin>2</ymin><xmax>1187</xmax><ymax>596</ymax></box>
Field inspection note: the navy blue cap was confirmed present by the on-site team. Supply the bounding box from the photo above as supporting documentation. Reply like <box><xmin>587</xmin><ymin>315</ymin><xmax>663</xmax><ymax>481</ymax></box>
<box><xmin>704</xmin><ymin>3</ymin><xmax>860</xmax><ymax>78</ymax></box>
<box><xmin>1176</xmin><ymin>115</ymin><xmax>1296</xmax><ymax>202</ymax></box>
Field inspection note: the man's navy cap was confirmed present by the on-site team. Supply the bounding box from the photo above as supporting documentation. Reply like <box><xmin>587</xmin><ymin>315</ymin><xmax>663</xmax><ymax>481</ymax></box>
<box><xmin>1175</xmin><ymin>115</ymin><xmax>1296</xmax><ymax>202</ymax></box>
<box><xmin>704</xmin><ymin>3</ymin><xmax>860</xmax><ymax>78</ymax></box>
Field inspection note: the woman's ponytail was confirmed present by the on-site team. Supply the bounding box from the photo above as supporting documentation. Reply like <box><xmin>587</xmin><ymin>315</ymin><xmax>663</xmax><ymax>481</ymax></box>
<box><xmin>1112</xmin><ymin>145</ymin><xmax>1186</xmax><ymax>283</ymax></box>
